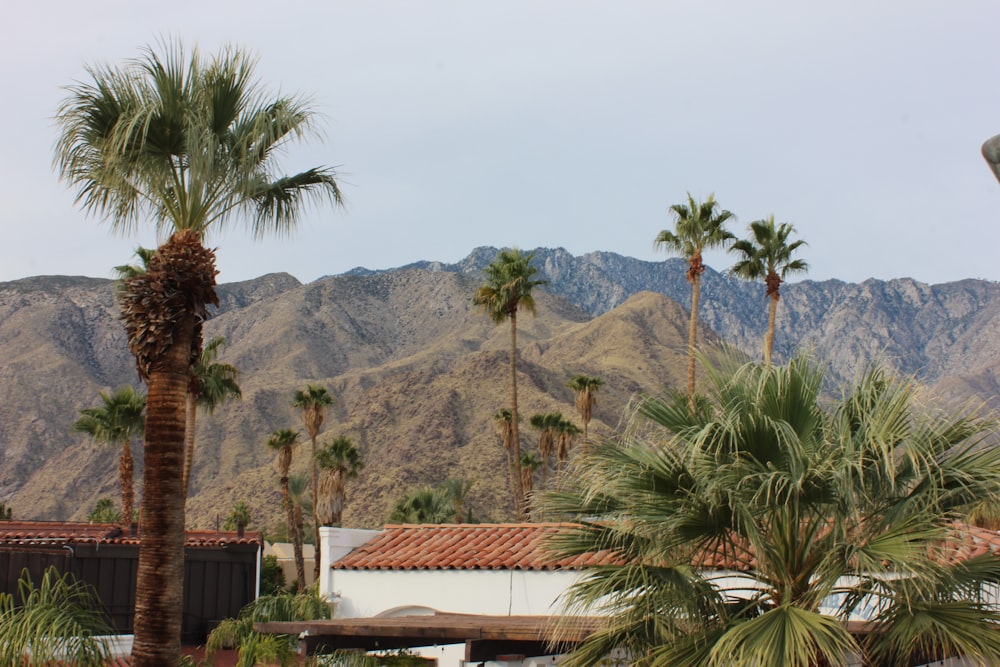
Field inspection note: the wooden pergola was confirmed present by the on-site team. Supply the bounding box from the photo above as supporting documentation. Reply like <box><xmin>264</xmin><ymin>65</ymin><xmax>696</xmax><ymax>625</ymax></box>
<box><xmin>256</xmin><ymin>613</ymin><xmax>606</xmax><ymax>662</ymax></box>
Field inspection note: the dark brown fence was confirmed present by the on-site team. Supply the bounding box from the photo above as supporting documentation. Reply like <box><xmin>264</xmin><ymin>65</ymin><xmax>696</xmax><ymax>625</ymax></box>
<box><xmin>0</xmin><ymin>541</ymin><xmax>259</xmax><ymax>643</ymax></box>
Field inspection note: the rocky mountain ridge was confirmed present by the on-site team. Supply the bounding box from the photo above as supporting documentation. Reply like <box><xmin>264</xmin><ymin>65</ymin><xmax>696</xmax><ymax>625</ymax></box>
<box><xmin>2</xmin><ymin>247</ymin><xmax>998</xmax><ymax>529</ymax></box>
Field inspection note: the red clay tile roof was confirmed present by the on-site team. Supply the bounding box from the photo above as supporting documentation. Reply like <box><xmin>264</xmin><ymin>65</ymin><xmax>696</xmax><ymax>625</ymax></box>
<box><xmin>332</xmin><ymin>522</ymin><xmax>1000</xmax><ymax>572</ymax></box>
<box><xmin>333</xmin><ymin>523</ymin><xmax>620</xmax><ymax>571</ymax></box>
<box><xmin>0</xmin><ymin>521</ymin><xmax>262</xmax><ymax>548</ymax></box>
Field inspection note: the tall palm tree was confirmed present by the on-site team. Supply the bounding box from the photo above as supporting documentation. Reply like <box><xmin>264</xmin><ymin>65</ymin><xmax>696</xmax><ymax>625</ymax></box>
<box><xmin>655</xmin><ymin>194</ymin><xmax>735</xmax><ymax>408</ymax></box>
<box><xmin>566</xmin><ymin>374</ymin><xmax>603</xmax><ymax>448</ymax></box>
<box><xmin>267</xmin><ymin>428</ymin><xmax>304</xmax><ymax>591</ymax></box>
<box><xmin>73</xmin><ymin>386</ymin><xmax>145</xmax><ymax>531</ymax></box>
<box><xmin>54</xmin><ymin>41</ymin><xmax>342</xmax><ymax>664</ymax></box>
<box><xmin>183</xmin><ymin>336</ymin><xmax>241</xmax><ymax>496</ymax></box>
<box><xmin>730</xmin><ymin>215</ymin><xmax>808</xmax><ymax>365</ymax></box>
<box><xmin>292</xmin><ymin>384</ymin><xmax>334</xmax><ymax>580</ymax></box>
<box><xmin>544</xmin><ymin>357</ymin><xmax>1000</xmax><ymax>666</ymax></box>
<box><xmin>473</xmin><ymin>248</ymin><xmax>546</xmax><ymax>519</ymax></box>
<box><xmin>554</xmin><ymin>416</ymin><xmax>582</xmax><ymax>473</ymax></box>
<box><xmin>315</xmin><ymin>436</ymin><xmax>364</xmax><ymax>527</ymax></box>
<box><xmin>493</xmin><ymin>408</ymin><xmax>517</xmax><ymax>505</ymax></box>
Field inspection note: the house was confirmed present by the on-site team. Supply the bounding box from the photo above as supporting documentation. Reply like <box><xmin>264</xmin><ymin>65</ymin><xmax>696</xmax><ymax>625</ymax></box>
<box><xmin>0</xmin><ymin>520</ymin><xmax>262</xmax><ymax>644</ymax></box>
<box><xmin>258</xmin><ymin>522</ymin><xmax>1000</xmax><ymax>667</ymax></box>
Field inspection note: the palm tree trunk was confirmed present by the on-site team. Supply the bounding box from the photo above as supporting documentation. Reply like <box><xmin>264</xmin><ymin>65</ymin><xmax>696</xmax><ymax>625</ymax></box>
<box><xmin>182</xmin><ymin>393</ymin><xmax>196</xmax><ymax>497</ymax></box>
<box><xmin>310</xmin><ymin>435</ymin><xmax>321</xmax><ymax>582</ymax></box>
<box><xmin>293</xmin><ymin>502</ymin><xmax>306</xmax><ymax>591</ymax></box>
<box><xmin>131</xmin><ymin>315</ymin><xmax>194</xmax><ymax>667</ymax></box>
<box><xmin>764</xmin><ymin>293</ymin><xmax>779</xmax><ymax>366</ymax></box>
<box><xmin>119</xmin><ymin>440</ymin><xmax>134</xmax><ymax>532</ymax></box>
<box><xmin>280</xmin><ymin>475</ymin><xmax>305</xmax><ymax>591</ymax></box>
<box><xmin>687</xmin><ymin>274</ymin><xmax>701</xmax><ymax>410</ymax></box>
<box><xmin>508</xmin><ymin>313</ymin><xmax>526</xmax><ymax>519</ymax></box>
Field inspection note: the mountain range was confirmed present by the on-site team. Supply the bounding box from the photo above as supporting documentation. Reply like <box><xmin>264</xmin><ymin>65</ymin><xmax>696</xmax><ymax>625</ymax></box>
<box><xmin>2</xmin><ymin>247</ymin><xmax>999</xmax><ymax>530</ymax></box>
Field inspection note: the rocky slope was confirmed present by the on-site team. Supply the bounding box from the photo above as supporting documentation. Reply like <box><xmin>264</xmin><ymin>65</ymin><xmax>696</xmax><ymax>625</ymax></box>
<box><xmin>2</xmin><ymin>248</ymin><xmax>998</xmax><ymax>530</ymax></box>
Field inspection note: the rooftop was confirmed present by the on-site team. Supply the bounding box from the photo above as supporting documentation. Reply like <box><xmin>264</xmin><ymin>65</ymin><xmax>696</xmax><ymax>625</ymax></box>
<box><xmin>0</xmin><ymin>521</ymin><xmax>262</xmax><ymax>548</ymax></box>
<box><xmin>332</xmin><ymin>522</ymin><xmax>1000</xmax><ymax>572</ymax></box>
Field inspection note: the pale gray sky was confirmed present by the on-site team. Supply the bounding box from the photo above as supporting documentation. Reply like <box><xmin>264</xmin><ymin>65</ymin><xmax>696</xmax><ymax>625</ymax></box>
<box><xmin>2</xmin><ymin>1</ymin><xmax>999</xmax><ymax>285</ymax></box>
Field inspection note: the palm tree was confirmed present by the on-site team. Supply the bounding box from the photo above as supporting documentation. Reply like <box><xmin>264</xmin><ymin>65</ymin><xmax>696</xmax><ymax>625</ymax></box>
<box><xmin>655</xmin><ymin>193</ymin><xmax>735</xmax><ymax>408</ymax></box>
<box><xmin>183</xmin><ymin>336</ymin><xmax>241</xmax><ymax>496</ymax></box>
<box><xmin>441</xmin><ymin>478</ymin><xmax>475</xmax><ymax>523</ymax></box>
<box><xmin>54</xmin><ymin>41</ymin><xmax>342</xmax><ymax>666</ymax></box>
<box><xmin>473</xmin><ymin>248</ymin><xmax>546</xmax><ymax>520</ymax></box>
<box><xmin>566</xmin><ymin>374</ymin><xmax>603</xmax><ymax>448</ymax></box>
<box><xmin>520</xmin><ymin>452</ymin><xmax>543</xmax><ymax>517</ymax></box>
<box><xmin>73</xmin><ymin>386</ymin><xmax>145</xmax><ymax>531</ymax></box>
<box><xmin>493</xmin><ymin>408</ymin><xmax>517</xmax><ymax>505</ymax></box>
<box><xmin>267</xmin><ymin>428</ymin><xmax>305</xmax><ymax>591</ymax></box>
<box><xmin>222</xmin><ymin>501</ymin><xmax>252</xmax><ymax>532</ymax></box>
<box><xmin>315</xmin><ymin>436</ymin><xmax>364</xmax><ymax>527</ymax></box>
<box><xmin>292</xmin><ymin>384</ymin><xmax>334</xmax><ymax>580</ymax></box>
<box><xmin>544</xmin><ymin>357</ymin><xmax>1000</xmax><ymax>666</ymax></box>
<box><xmin>554</xmin><ymin>416</ymin><xmax>582</xmax><ymax>473</ymax></box>
<box><xmin>388</xmin><ymin>487</ymin><xmax>456</xmax><ymax>525</ymax></box>
<box><xmin>530</xmin><ymin>412</ymin><xmax>561</xmax><ymax>489</ymax></box>
<box><xmin>730</xmin><ymin>215</ymin><xmax>808</xmax><ymax>365</ymax></box>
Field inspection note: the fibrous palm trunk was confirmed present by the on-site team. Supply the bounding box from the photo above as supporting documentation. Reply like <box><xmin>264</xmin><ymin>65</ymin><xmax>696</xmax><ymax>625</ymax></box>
<box><xmin>508</xmin><ymin>313</ymin><xmax>525</xmax><ymax>519</ymax></box>
<box><xmin>765</xmin><ymin>293</ymin><xmax>779</xmax><ymax>366</ymax></box>
<box><xmin>131</xmin><ymin>314</ymin><xmax>193</xmax><ymax>666</ymax></box>
<box><xmin>309</xmin><ymin>432</ymin><xmax>321</xmax><ymax>582</ymax></box>
<box><xmin>686</xmin><ymin>273</ymin><xmax>701</xmax><ymax>411</ymax></box>
<box><xmin>119</xmin><ymin>230</ymin><xmax>218</xmax><ymax>667</ymax></box>
<box><xmin>119</xmin><ymin>440</ymin><xmax>134</xmax><ymax>532</ymax></box>
<box><xmin>182</xmin><ymin>392</ymin><xmax>197</xmax><ymax>496</ymax></box>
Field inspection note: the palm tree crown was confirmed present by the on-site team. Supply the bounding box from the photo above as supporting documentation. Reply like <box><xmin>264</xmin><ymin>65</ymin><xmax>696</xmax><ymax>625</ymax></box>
<box><xmin>655</xmin><ymin>193</ymin><xmax>734</xmax><ymax>407</ymax></box>
<box><xmin>473</xmin><ymin>248</ymin><xmax>547</xmax><ymax>520</ymax></box>
<box><xmin>730</xmin><ymin>215</ymin><xmax>808</xmax><ymax>365</ymax></box>
<box><xmin>567</xmin><ymin>374</ymin><xmax>604</xmax><ymax>446</ymax></box>
<box><xmin>545</xmin><ymin>357</ymin><xmax>1000</xmax><ymax>667</ymax></box>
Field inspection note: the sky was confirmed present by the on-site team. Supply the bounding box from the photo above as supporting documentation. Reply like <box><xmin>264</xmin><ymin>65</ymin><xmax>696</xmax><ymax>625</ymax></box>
<box><xmin>2</xmin><ymin>1</ymin><xmax>1000</xmax><ymax>286</ymax></box>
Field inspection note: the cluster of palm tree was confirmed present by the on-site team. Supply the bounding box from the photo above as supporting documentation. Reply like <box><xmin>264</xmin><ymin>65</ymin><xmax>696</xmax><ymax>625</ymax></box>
<box><xmin>656</xmin><ymin>193</ymin><xmax>809</xmax><ymax>406</ymax></box>
<box><xmin>54</xmin><ymin>40</ymin><xmax>344</xmax><ymax>664</ymax></box>
<box><xmin>268</xmin><ymin>385</ymin><xmax>364</xmax><ymax>591</ymax></box>
<box><xmin>545</xmin><ymin>356</ymin><xmax>1000</xmax><ymax>666</ymax></box>
<box><xmin>389</xmin><ymin>478</ymin><xmax>476</xmax><ymax>524</ymax></box>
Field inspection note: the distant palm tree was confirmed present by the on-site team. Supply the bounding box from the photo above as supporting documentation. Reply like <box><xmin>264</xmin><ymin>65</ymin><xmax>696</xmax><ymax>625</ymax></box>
<box><xmin>388</xmin><ymin>487</ymin><xmax>455</xmax><ymax>524</ymax></box>
<box><xmin>222</xmin><ymin>501</ymin><xmax>253</xmax><ymax>532</ymax></box>
<box><xmin>87</xmin><ymin>498</ymin><xmax>121</xmax><ymax>524</ymax></box>
<box><xmin>292</xmin><ymin>384</ymin><xmax>334</xmax><ymax>580</ymax></box>
<box><xmin>566</xmin><ymin>375</ymin><xmax>604</xmax><ymax>448</ymax></box>
<box><xmin>554</xmin><ymin>417</ymin><xmax>582</xmax><ymax>472</ymax></box>
<box><xmin>520</xmin><ymin>452</ymin><xmax>543</xmax><ymax>517</ymax></box>
<box><xmin>184</xmin><ymin>336</ymin><xmax>241</xmax><ymax>496</ymax></box>
<box><xmin>441</xmin><ymin>478</ymin><xmax>475</xmax><ymax>523</ymax></box>
<box><xmin>473</xmin><ymin>248</ymin><xmax>547</xmax><ymax>519</ymax></box>
<box><xmin>655</xmin><ymin>193</ymin><xmax>735</xmax><ymax>407</ymax></box>
<box><xmin>267</xmin><ymin>428</ymin><xmax>304</xmax><ymax>591</ymax></box>
<box><xmin>73</xmin><ymin>387</ymin><xmax>145</xmax><ymax>531</ymax></box>
<box><xmin>730</xmin><ymin>215</ymin><xmax>808</xmax><ymax>365</ymax></box>
<box><xmin>315</xmin><ymin>436</ymin><xmax>364</xmax><ymax>527</ymax></box>
<box><xmin>493</xmin><ymin>408</ymin><xmax>517</xmax><ymax>503</ymax></box>
<box><xmin>530</xmin><ymin>412</ymin><xmax>562</xmax><ymax>489</ymax></box>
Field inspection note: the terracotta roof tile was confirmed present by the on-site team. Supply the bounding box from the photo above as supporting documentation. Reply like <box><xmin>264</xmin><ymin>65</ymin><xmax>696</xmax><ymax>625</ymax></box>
<box><xmin>332</xmin><ymin>522</ymin><xmax>1000</xmax><ymax>573</ymax></box>
<box><xmin>0</xmin><ymin>521</ymin><xmax>262</xmax><ymax>548</ymax></box>
<box><xmin>334</xmin><ymin>523</ymin><xmax>620</xmax><ymax>571</ymax></box>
